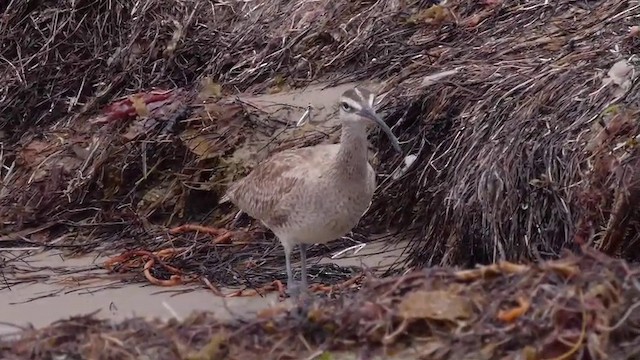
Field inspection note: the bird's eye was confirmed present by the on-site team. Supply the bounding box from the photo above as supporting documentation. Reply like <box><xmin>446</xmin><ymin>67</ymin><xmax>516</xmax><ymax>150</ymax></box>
<box><xmin>340</xmin><ymin>102</ymin><xmax>351</xmax><ymax>111</ymax></box>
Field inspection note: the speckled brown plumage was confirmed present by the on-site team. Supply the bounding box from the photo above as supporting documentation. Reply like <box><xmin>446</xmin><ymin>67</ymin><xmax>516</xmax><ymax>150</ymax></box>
<box><xmin>220</xmin><ymin>86</ymin><xmax>402</xmax><ymax>298</ymax></box>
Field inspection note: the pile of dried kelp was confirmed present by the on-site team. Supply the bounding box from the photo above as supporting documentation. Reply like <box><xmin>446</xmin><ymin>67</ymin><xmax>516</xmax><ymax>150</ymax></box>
<box><xmin>1</xmin><ymin>248</ymin><xmax>639</xmax><ymax>360</ymax></box>
<box><xmin>2</xmin><ymin>0</ymin><xmax>640</xmax><ymax>289</ymax></box>
<box><xmin>365</xmin><ymin>0</ymin><xmax>640</xmax><ymax>269</ymax></box>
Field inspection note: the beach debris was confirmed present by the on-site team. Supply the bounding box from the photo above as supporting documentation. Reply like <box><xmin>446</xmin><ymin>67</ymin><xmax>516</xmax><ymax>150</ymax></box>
<box><xmin>1</xmin><ymin>250</ymin><xmax>638</xmax><ymax>359</ymax></box>
<box><xmin>1</xmin><ymin>0</ymin><xmax>640</xmax><ymax>303</ymax></box>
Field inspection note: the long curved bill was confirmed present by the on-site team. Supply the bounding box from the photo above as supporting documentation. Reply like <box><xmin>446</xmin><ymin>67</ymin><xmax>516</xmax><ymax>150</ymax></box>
<box><xmin>358</xmin><ymin>108</ymin><xmax>402</xmax><ymax>153</ymax></box>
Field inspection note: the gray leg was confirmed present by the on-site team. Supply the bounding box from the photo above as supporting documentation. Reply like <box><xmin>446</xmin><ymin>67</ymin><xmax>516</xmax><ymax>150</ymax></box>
<box><xmin>283</xmin><ymin>242</ymin><xmax>299</xmax><ymax>297</ymax></box>
<box><xmin>299</xmin><ymin>244</ymin><xmax>309</xmax><ymax>295</ymax></box>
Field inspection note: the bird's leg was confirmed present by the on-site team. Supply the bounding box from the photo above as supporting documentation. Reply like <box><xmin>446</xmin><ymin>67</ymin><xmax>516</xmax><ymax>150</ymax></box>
<box><xmin>283</xmin><ymin>242</ymin><xmax>299</xmax><ymax>298</ymax></box>
<box><xmin>299</xmin><ymin>243</ymin><xmax>309</xmax><ymax>296</ymax></box>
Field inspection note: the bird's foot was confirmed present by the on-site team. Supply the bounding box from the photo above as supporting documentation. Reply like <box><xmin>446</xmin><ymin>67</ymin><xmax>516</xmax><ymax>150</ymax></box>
<box><xmin>286</xmin><ymin>281</ymin><xmax>312</xmax><ymax>301</ymax></box>
<box><xmin>286</xmin><ymin>281</ymin><xmax>302</xmax><ymax>299</ymax></box>
<box><xmin>286</xmin><ymin>286</ymin><xmax>316</xmax><ymax>310</ymax></box>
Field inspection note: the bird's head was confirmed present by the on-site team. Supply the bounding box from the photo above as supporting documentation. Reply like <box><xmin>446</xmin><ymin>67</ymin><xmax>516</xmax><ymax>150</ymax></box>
<box><xmin>338</xmin><ymin>87</ymin><xmax>402</xmax><ymax>153</ymax></box>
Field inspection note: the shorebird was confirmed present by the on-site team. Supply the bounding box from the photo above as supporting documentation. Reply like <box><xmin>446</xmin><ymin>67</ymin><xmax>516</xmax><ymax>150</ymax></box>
<box><xmin>220</xmin><ymin>86</ymin><xmax>402</xmax><ymax>298</ymax></box>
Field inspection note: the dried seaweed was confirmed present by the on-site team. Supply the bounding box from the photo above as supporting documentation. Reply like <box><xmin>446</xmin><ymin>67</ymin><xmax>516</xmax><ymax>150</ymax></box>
<box><xmin>366</xmin><ymin>0</ymin><xmax>640</xmax><ymax>268</ymax></box>
<box><xmin>2</xmin><ymin>249</ymin><xmax>640</xmax><ymax>359</ymax></box>
<box><xmin>1</xmin><ymin>0</ymin><xmax>640</xmax><ymax>292</ymax></box>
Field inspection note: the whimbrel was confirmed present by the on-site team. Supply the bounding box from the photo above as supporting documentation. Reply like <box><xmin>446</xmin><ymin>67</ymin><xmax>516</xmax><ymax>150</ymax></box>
<box><xmin>220</xmin><ymin>86</ymin><xmax>402</xmax><ymax>298</ymax></box>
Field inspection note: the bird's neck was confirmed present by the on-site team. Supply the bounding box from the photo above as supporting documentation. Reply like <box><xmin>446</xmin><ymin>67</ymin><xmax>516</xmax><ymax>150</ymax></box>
<box><xmin>335</xmin><ymin>121</ymin><xmax>369</xmax><ymax>178</ymax></box>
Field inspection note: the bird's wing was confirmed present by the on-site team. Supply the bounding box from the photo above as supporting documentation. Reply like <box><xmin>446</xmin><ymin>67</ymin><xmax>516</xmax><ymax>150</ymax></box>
<box><xmin>222</xmin><ymin>147</ymin><xmax>329</xmax><ymax>226</ymax></box>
